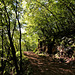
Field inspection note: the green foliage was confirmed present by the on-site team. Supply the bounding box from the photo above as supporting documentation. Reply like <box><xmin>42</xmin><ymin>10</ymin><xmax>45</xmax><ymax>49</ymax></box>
<box><xmin>0</xmin><ymin>0</ymin><xmax>75</xmax><ymax>74</ymax></box>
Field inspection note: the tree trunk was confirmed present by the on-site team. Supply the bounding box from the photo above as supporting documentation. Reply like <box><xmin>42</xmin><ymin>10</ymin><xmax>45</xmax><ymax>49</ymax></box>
<box><xmin>1</xmin><ymin>21</ymin><xmax>4</xmax><ymax>75</ymax></box>
<box><xmin>8</xmin><ymin>30</ymin><xmax>20</xmax><ymax>74</ymax></box>
<box><xmin>47</xmin><ymin>39</ymin><xmax>55</xmax><ymax>55</ymax></box>
<box><xmin>1</xmin><ymin>0</ymin><xmax>19</xmax><ymax>74</ymax></box>
<box><xmin>16</xmin><ymin>0</ymin><xmax>22</xmax><ymax>73</ymax></box>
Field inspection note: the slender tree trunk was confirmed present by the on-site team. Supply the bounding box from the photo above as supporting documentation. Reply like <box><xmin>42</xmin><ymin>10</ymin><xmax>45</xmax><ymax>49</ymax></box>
<box><xmin>39</xmin><ymin>41</ymin><xmax>43</xmax><ymax>51</ymax></box>
<box><xmin>1</xmin><ymin>0</ymin><xmax>19</xmax><ymax>74</ymax></box>
<box><xmin>1</xmin><ymin>20</ymin><xmax>4</xmax><ymax>75</ymax></box>
<box><xmin>47</xmin><ymin>39</ymin><xmax>55</xmax><ymax>55</ymax></box>
<box><xmin>8</xmin><ymin>30</ymin><xmax>20</xmax><ymax>74</ymax></box>
<box><xmin>16</xmin><ymin>0</ymin><xmax>22</xmax><ymax>73</ymax></box>
<box><xmin>18</xmin><ymin>20</ymin><xmax>22</xmax><ymax>73</ymax></box>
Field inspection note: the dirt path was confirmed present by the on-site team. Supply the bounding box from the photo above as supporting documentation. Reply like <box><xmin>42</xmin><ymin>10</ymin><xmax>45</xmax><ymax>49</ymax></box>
<box><xmin>23</xmin><ymin>51</ymin><xmax>75</xmax><ymax>75</ymax></box>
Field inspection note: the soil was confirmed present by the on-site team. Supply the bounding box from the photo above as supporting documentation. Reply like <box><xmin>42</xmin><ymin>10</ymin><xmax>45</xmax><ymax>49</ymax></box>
<box><xmin>23</xmin><ymin>51</ymin><xmax>75</xmax><ymax>75</ymax></box>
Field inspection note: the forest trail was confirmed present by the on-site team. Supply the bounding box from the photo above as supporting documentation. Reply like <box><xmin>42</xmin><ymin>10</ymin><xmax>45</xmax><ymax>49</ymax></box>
<box><xmin>23</xmin><ymin>51</ymin><xmax>75</xmax><ymax>75</ymax></box>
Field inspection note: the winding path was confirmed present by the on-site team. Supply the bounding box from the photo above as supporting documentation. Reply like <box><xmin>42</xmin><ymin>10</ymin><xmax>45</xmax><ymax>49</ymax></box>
<box><xmin>24</xmin><ymin>51</ymin><xmax>75</xmax><ymax>75</ymax></box>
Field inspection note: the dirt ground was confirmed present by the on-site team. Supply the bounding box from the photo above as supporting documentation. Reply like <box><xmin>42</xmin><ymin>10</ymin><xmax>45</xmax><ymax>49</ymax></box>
<box><xmin>23</xmin><ymin>51</ymin><xmax>75</xmax><ymax>75</ymax></box>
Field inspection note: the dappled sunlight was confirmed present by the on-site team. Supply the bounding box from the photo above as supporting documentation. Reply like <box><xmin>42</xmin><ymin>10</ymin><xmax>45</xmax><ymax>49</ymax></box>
<box><xmin>23</xmin><ymin>51</ymin><xmax>75</xmax><ymax>75</ymax></box>
<box><xmin>0</xmin><ymin>0</ymin><xmax>75</xmax><ymax>75</ymax></box>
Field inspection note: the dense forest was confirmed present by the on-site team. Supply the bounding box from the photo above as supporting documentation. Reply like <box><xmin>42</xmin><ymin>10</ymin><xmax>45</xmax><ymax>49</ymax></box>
<box><xmin>0</xmin><ymin>0</ymin><xmax>75</xmax><ymax>75</ymax></box>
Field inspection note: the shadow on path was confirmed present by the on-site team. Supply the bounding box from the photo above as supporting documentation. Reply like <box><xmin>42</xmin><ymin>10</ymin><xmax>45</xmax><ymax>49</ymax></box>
<box><xmin>24</xmin><ymin>51</ymin><xmax>75</xmax><ymax>75</ymax></box>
